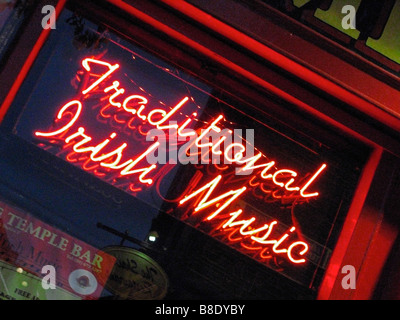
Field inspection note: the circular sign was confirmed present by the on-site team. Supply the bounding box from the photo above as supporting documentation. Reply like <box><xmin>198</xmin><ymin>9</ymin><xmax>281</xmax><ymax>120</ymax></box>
<box><xmin>68</xmin><ymin>269</ymin><xmax>98</xmax><ymax>296</ymax></box>
<box><xmin>102</xmin><ymin>246</ymin><xmax>168</xmax><ymax>300</ymax></box>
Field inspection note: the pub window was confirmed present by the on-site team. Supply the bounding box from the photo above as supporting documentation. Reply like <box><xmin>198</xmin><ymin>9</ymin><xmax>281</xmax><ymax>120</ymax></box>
<box><xmin>0</xmin><ymin>0</ymin><xmax>35</xmax><ymax>63</ymax></box>
<box><xmin>0</xmin><ymin>0</ymin><xmax>369</xmax><ymax>299</ymax></box>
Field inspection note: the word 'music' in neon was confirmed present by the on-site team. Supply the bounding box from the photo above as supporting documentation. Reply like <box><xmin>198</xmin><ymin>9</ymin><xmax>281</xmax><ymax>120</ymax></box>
<box><xmin>34</xmin><ymin>57</ymin><xmax>328</xmax><ymax>265</ymax></box>
<box><xmin>179</xmin><ymin>175</ymin><xmax>309</xmax><ymax>264</ymax></box>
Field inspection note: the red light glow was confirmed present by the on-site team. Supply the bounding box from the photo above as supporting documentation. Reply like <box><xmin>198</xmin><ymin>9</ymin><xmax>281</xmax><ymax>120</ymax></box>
<box><xmin>33</xmin><ymin>57</ymin><xmax>328</xmax><ymax>266</ymax></box>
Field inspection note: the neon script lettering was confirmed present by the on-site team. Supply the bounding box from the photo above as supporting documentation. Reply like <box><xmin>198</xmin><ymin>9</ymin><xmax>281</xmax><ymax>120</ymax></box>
<box><xmin>179</xmin><ymin>175</ymin><xmax>308</xmax><ymax>263</ymax></box>
<box><xmin>34</xmin><ymin>57</ymin><xmax>328</xmax><ymax>265</ymax></box>
<box><xmin>36</xmin><ymin>58</ymin><xmax>326</xmax><ymax>198</ymax></box>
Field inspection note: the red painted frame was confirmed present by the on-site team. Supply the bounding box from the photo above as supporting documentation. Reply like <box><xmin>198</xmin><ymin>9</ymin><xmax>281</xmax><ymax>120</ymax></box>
<box><xmin>158</xmin><ymin>0</ymin><xmax>400</xmax><ymax>134</ymax></box>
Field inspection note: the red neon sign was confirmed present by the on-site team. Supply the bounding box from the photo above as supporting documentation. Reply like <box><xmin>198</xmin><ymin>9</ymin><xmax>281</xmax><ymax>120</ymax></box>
<box><xmin>34</xmin><ymin>57</ymin><xmax>328</xmax><ymax>266</ymax></box>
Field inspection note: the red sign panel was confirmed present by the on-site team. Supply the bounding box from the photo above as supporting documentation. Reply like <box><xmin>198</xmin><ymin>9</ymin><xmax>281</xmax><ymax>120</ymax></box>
<box><xmin>0</xmin><ymin>200</ymin><xmax>116</xmax><ymax>299</ymax></box>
